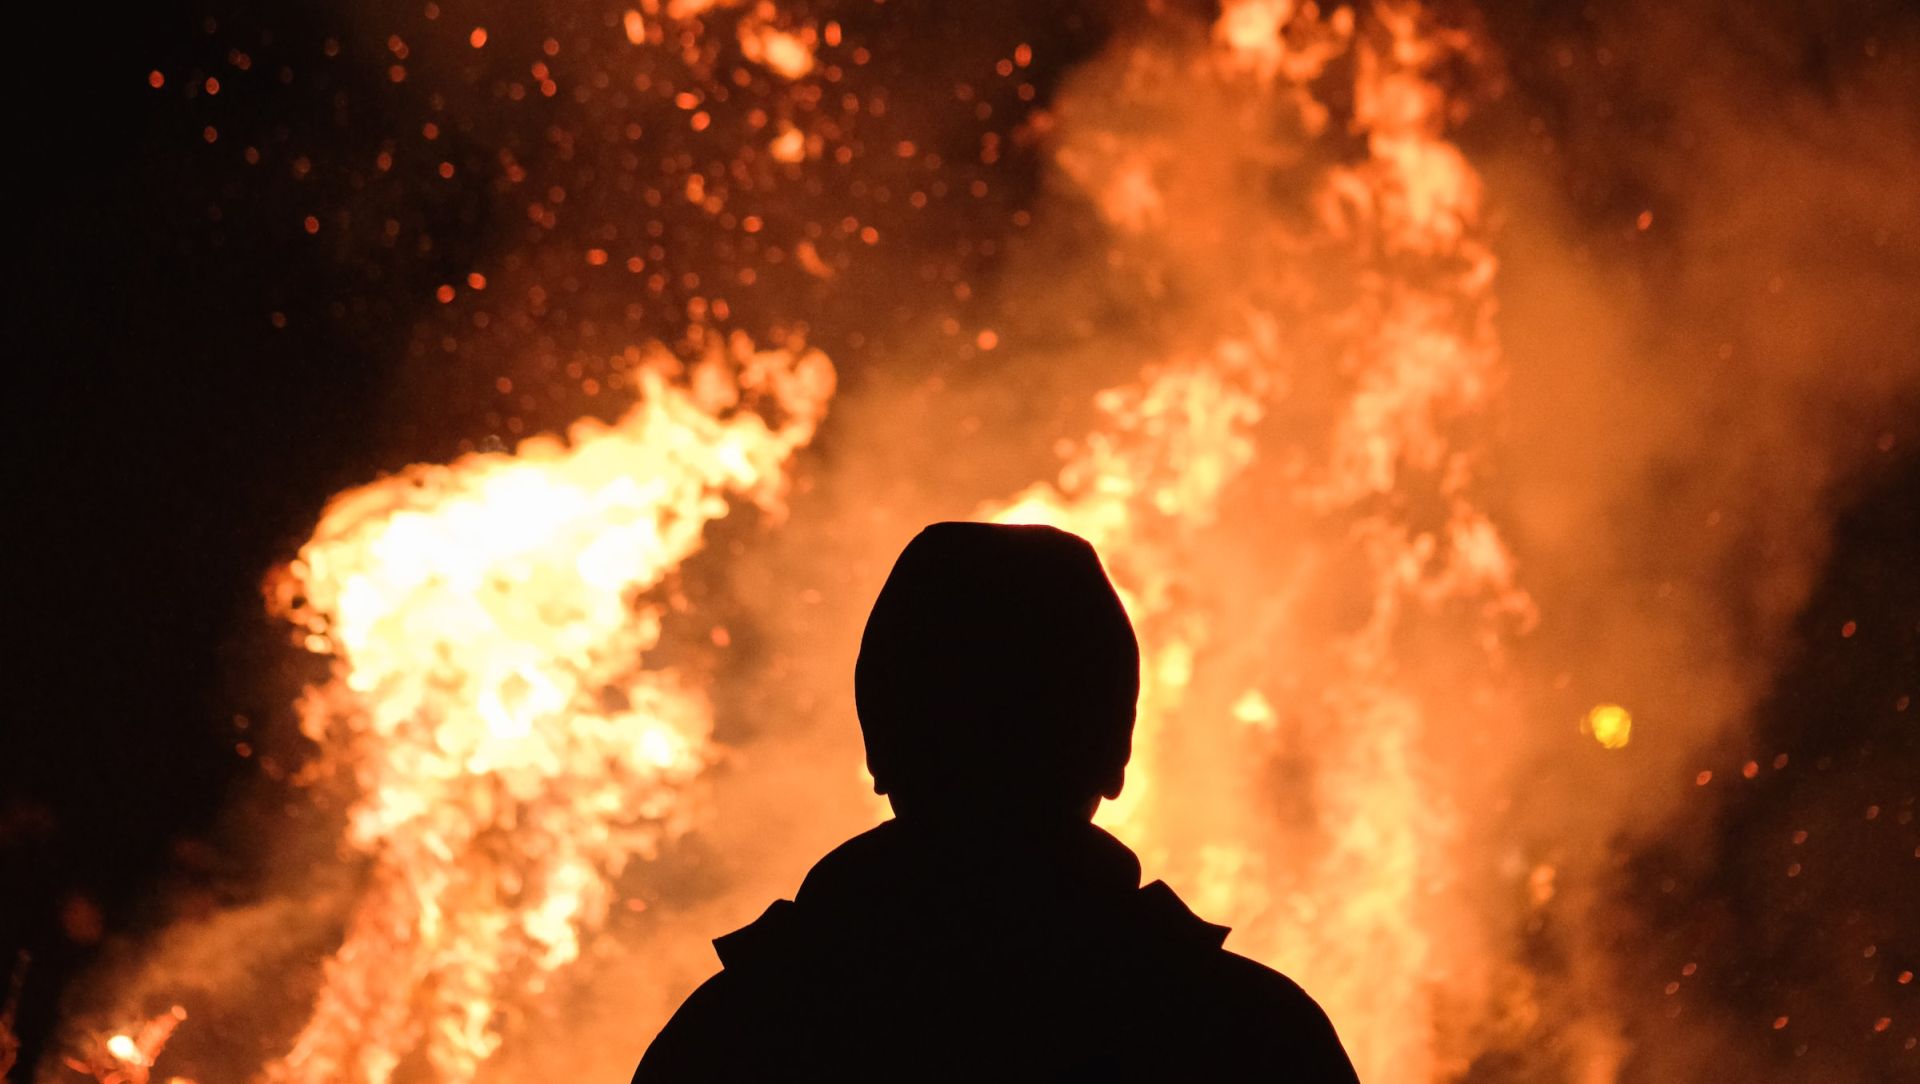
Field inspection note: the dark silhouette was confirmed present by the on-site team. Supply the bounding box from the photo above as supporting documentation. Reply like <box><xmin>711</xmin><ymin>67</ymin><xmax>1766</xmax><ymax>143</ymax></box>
<box><xmin>634</xmin><ymin>523</ymin><xmax>1359</xmax><ymax>1080</ymax></box>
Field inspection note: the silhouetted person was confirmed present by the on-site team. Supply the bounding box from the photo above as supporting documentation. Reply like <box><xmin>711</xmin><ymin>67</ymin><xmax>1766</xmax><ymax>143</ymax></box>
<box><xmin>634</xmin><ymin>522</ymin><xmax>1359</xmax><ymax>1080</ymax></box>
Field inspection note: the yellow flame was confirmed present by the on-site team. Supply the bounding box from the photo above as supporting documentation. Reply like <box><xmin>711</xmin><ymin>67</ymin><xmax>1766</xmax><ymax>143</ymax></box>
<box><xmin>261</xmin><ymin>338</ymin><xmax>833</xmax><ymax>1083</ymax></box>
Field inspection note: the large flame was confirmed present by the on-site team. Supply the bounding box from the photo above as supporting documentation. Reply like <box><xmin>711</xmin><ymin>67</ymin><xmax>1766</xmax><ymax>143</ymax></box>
<box><xmin>260</xmin><ymin>339</ymin><xmax>831</xmax><ymax>1082</ymax></box>
<box><xmin>984</xmin><ymin>7</ymin><xmax>1539</xmax><ymax>1079</ymax></box>
<box><xmin>60</xmin><ymin>3</ymin><xmax>1530</xmax><ymax>1079</ymax></box>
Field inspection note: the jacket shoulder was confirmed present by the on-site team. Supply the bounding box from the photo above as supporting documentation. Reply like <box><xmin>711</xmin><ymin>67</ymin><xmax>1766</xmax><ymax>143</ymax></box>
<box><xmin>1192</xmin><ymin>950</ymin><xmax>1361</xmax><ymax>1082</ymax></box>
<box><xmin>631</xmin><ymin>969</ymin><xmax>755</xmax><ymax>1083</ymax></box>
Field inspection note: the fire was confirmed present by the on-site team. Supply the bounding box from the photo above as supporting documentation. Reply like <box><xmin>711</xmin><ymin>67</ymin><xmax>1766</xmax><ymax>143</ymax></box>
<box><xmin>52</xmin><ymin>0</ymin><xmax>1802</xmax><ymax>1080</ymax></box>
<box><xmin>767</xmin><ymin>123</ymin><xmax>807</xmax><ymax>164</ymax></box>
<box><xmin>258</xmin><ymin>339</ymin><xmax>831</xmax><ymax>1082</ymax></box>
<box><xmin>60</xmin><ymin>1006</ymin><xmax>187</xmax><ymax>1084</ymax></box>
<box><xmin>987</xmin><ymin>6</ymin><xmax>1546</xmax><ymax>1081</ymax></box>
<box><xmin>988</xmin><ymin>335</ymin><xmax>1279</xmax><ymax>836</ymax></box>
<box><xmin>737</xmin><ymin>22</ymin><xmax>815</xmax><ymax>81</ymax></box>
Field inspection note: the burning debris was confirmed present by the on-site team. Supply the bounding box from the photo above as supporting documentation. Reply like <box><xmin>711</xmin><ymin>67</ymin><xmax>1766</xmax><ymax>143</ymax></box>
<box><xmin>976</xmin><ymin>7</ymin><xmax>1547</xmax><ymax>1077</ymax></box>
<box><xmin>60</xmin><ymin>1006</ymin><xmax>187</xmax><ymax>1084</ymax></box>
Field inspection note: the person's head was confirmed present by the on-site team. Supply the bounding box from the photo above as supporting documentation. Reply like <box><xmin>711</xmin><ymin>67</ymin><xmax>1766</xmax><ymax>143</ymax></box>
<box><xmin>854</xmin><ymin>522</ymin><xmax>1139</xmax><ymax>825</ymax></box>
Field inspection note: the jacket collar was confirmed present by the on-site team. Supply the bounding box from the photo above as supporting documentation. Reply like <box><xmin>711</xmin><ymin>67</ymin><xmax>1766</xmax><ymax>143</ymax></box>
<box><xmin>714</xmin><ymin>819</ymin><xmax>1228</xmax><ymax>969</ymax></box>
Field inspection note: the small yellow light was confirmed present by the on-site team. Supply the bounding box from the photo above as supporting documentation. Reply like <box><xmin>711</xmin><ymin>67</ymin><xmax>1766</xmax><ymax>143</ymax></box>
<box><xmin>1584</xmin><ymin>703</ymin><xmax>1632</xmax><ymax>750</ymax></box>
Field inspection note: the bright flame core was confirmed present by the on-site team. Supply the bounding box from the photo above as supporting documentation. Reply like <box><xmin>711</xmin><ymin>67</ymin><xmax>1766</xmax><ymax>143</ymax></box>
<box><xmin>260</xmin><ymin>340</ymin><xmax>832</xmax><ymax>1082</ymax></box>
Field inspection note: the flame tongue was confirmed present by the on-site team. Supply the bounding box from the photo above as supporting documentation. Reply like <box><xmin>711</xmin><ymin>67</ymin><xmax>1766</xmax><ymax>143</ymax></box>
<box><xmin>264</xmin><ymin>340</ymin><xmax>833</xmax><ymax>1083</ymax></box>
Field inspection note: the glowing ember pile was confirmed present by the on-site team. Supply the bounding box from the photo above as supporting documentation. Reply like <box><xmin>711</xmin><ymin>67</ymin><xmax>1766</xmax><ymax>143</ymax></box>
<box><xmin>261</xmin><ymin>340</ymin><xmax>830</xmax><ymax>1082</ymax></box>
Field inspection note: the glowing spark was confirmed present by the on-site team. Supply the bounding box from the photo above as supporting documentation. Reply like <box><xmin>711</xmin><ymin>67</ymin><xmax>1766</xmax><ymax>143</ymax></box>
<box><xmin>768</xmin><ymin>124</ymin><xmax>806</xmax><ymax>163</ymax></box>
<box><xmin>740</xmin><ymin>23</ymin><xmax>815</xmax><ymax>80</ymax></box>
<box><xmin>105</xmin><ymin>1035</ymin><xmax>140</xmax><ymax>1064</ymax></box>
<box><xmin>1230</xmin><ymin>689</ymin><xmax>1276</xmax><ymax>730</ymax></box>
<box><xmin>1584</xmin><ymin>703</ymin><xmax>1633</xmax><ymax>750</ymax></box>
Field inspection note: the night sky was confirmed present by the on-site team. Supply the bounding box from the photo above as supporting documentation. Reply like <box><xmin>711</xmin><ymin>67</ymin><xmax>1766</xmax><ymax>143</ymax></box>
<box><xmin>5</xmin><ymin>1</ymin><xmax>1916</xmax><ymax>1079</ymax></box>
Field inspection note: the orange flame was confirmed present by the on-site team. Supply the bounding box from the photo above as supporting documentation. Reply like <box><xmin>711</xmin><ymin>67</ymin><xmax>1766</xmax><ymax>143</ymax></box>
<box><xmin>259</xmin><ymin>338</ymin><xmax>832</xmax><ymax>1082</ymax></box>
<box><xmin>985</xmin><ymin>6</ymin><xmax>1549</xmax><ymax>1081</ymax></box>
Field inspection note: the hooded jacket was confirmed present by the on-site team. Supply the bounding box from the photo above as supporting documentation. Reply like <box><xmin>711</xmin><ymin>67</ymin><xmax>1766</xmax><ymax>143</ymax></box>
<box><xmin>634</xmin><ymin>819</ymin><xmax>1359</xmax><ymax>1081</ymax></box>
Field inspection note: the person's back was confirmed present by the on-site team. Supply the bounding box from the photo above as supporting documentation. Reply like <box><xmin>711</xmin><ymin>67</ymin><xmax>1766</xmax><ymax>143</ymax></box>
<box><xmin>634</xmin><ymin>522</ymin><xmax>1358</xmax><ymax>1080</ymax></box>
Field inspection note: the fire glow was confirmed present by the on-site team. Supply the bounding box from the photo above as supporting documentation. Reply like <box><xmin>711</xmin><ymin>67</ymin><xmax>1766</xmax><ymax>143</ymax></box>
<box><xmin>58</xmin><ymin>4</ymin><xmax>1571</xmax><ymax>1080</ymax></box>
<box><xmin>44</xmin><ymin>1</ymin><xmax>1918</xmax><ymax>1082</ymax></box>
<box><xmin>259</xmin><ymin>342</ymin><xmax>832</xmax><ymax>1081</ymax></box>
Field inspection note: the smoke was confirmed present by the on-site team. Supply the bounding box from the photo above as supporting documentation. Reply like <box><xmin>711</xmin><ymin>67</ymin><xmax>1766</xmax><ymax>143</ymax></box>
<box><xmin>1475</xmin><ymin>1</ymin><xmax>1920</xmax><ymax>1079</ymax></box>
<box><xmin>703</xmin><ymin>3</ymin><xmax>1920</xmax><ymax>1080</ymax></box>
<box><xmin>1489</xmin><ymin>0</ymin><xmax>1920</xmax><ymax>787</ymax></box>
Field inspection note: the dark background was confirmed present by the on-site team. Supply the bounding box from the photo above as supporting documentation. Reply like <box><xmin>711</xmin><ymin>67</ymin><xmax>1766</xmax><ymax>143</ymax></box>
<box><xmin>5</xmin><ymin>1</ymin><xmax>1916</xmax><ymax>1079</ymax></box>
